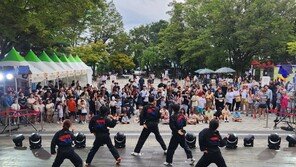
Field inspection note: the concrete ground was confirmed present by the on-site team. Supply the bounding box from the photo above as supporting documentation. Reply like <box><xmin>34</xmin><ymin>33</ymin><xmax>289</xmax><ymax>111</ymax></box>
<box><xmin>1</xmin><ymin>78</ymin><xmax>296</xmax><ymax>166</ymax></box>
<box><xmin>1</xmin><ymin>115</ymin><xmax>296</xmax><ymax>167</ymax></box>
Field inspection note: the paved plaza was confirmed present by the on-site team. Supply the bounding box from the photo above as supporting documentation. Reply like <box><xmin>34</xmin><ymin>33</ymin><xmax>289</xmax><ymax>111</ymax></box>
<box><xmin>0</xmin><ymin>79</ymin><xmax>296</xmax><ymax>166</ymax></box>
<box><xmin>1</xmin><ymin>114</ymin><xmax>296</xmax><ymax>167</ymax></box>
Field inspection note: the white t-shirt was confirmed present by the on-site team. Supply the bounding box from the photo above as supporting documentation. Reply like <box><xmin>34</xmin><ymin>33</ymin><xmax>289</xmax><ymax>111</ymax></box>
<box><xmin>198</xmin><ymin>97</ymin><xmax>206</xmax><ymax>108</ymax></box>
<box><xmin>225</xmin><ymin>92</ymin><xmax>234</xmax><ymax>103</ymax></box>
<box><xmin>191</xmin><ymin>95</ymin><xmax>199</xmax><ymax>107</ymax></box>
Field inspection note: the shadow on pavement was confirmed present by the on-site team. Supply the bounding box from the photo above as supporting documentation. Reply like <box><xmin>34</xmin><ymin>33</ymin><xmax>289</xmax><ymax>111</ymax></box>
<box><xmin>257</xmin><ymin>148</ymin><xmax>278</xmax><ymax>161</ymax></box>
<box><xmin>31</xmin><ymin>148</ymin><xmax>51</xmax><ymax>160</ymax></box>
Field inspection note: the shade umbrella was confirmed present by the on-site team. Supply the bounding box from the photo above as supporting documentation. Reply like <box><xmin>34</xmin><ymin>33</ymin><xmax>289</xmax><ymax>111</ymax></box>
<box><xmin>198</xmin><ymin>68</ymin><xmax>215</xmax><ymax>74</ymax></box>
<box><xmin>215</xmin><ymin>67</ymin><xmax>236</xmax><ymax>73</ymax></box>
<box><xmin>194</xmin><ymin>69</ymin><xmax>203</xmax><ymax>73</ymax></box>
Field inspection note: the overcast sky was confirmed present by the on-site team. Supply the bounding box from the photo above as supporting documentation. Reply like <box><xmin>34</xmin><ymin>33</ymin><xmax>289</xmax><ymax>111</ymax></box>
<box><xmin>113</xmin><ymin>0</ymin><xmax>184</xmax><ymax>31</ymax></box>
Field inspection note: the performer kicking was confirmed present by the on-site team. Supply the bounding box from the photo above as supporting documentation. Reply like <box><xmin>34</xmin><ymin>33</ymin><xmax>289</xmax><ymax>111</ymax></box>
<box><xmin>164</xmin><ymin>104</ymin><xmax>195</xmax><ymax>166</ymax></box>
<box><xmin>195</xmin><ymin>119</ymin><xmax>227</xmax><ymax>167</ymax></box>
<box><xmin>85</xmin><ymin>106</ymin><xmax>121</xmax><ymax>166</ymax></box>
<box><xmin>51</xmin><ymin>119</ymin><xmax>83</xmax><ymax>167</ymax></box>
<box><xmin>131</xmin><ymin>95</ymin><xmax>167</xmax><ymax>156</ymax></box>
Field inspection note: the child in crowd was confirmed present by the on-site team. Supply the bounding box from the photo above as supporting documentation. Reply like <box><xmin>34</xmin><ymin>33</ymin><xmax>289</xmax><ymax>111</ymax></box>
<box><xmin>232</xmin><ymin>111</ymin><xmax>242</xmax><ymax>122</ymax></box>
<box><xmin>280</xmin><ymin>90</ymin><xmax>289</xmax><ymax>117</ymax></box>
<box><xmin>187</xmin><ymin>110</ymin><xmax>199</xmax><ymax>125</ymax></box>
<box><xmin>121</xmin><ymin>112</ymin><xmax>130</xmax><ymax>124</ymax></box>
<box><xmin>57</xmin><ymin>101</ymin><xmax>64</xmax><ymax>124</ymax></box>
<box><xmin>204</xmin><ymin>107</ymin><xmax>214</xmax><ymax>123</ymax></box>
<box><xmin>222</xmin><ymin>105</ymin><xmax>231</xmax><ymax>122</ymax></box>
<box><xmin>80</xmin><ymin>99</ymin><xmax>87</xmax><ymax>124</ymax></box>
<box><xmin>10</xmin><ymin>99</ymin><xmax>20</xmax><ymax>125</ymax></box>
<box><xmin>32</xmin><ymin>100</ymin><xmax>40</xmax><ymax>124</ymax></box>
<box><xmin>197</xmin><ymin>95</ymin><xmax>206</xmax><ymax>114</ymax></box>
<box><xmin>160</xmin><ymin>106</ymin><xmax>170</xmax><ymax>124</ymax></box>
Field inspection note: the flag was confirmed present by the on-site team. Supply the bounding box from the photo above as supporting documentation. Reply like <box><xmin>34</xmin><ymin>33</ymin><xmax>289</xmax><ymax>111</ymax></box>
<box><xmin>278</xmin><ymin>66</ymin><xmax>288</xmax><ymax>78</ymax></box>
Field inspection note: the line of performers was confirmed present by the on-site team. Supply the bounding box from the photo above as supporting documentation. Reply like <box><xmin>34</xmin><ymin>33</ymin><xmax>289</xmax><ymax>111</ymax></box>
<box><xmin>51</xmin><ymin>96</ymin><xmax>227</xmax><ymax>167</ymax></box>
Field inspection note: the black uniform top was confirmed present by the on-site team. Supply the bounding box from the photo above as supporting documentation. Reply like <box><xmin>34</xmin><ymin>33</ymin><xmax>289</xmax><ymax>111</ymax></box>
<box><xmin>169</xmin><ymin>113</ymin><xmax>187</xmax><ymax>136</ymax></box>
<box><xmin>140</xmin><ymin>103</ymin><xmax>160</xmax><ymax>125</ymax></box>
<box><xmin>89</xmin><ymin>115</ymin><xmax>117</xmax><ymax>134</ymax></box>
<box><xmin>198</xmin><ymin>128</ymin><xmax>226</xmax><ymax>153</ymax></box>
<box><xmin>51</xmin><ymin>129</ymin><xmax>74</xmax><ymax>154</ymax></box>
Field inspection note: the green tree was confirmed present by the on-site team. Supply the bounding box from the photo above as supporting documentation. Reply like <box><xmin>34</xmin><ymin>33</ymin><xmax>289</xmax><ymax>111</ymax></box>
<box><xmin>86</xmin><ymin>0</ymin><xmax>124</xmax><ymax>43</ymax></box>
<box><xmin>129</xmin><ymin>20</ymin><xmax>168</xmax><ymax>67</ymax></box>
<box><xmin>0</xmin><ymin>0</ymin><xmax>103</xmax><ymax>57</ymax></box>
<box><xmin>109</xmin><ymin>53</ymin><xmax>135</xmax><ymax>73</ymax></box>
<box><xmin>158</xmin><ymin>2</ymin><xmax>186</xmax><ymax>75</ymax></box>
<box><xmin>182</xmin><ymin>0</ymin><xmax>295</xmax><ymax>72</ymax></box>
<box><xmin>69</xmin><ymin>41</ymin><xmax>109</xmax><ymax>75</ymax></box>
<box><xmin>140</xmin><ymin>46</ymin><xmax>163</xmax><ymax>74</ymax></box>
<box><xmin>287</xmin><ymin>42</ymin><xmax>296</xmax><ymax>56</ymax></box>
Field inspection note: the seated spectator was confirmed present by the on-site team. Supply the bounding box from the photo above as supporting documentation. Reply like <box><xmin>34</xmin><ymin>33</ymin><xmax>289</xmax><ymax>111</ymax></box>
<box><xmin>204</xmin><ymin>107</ymin><xmax>214</xmax><ymax>123</ymax></box>
<box><xmin>160</xmin><ymin>107</ymin><xmax>169</xmax><ymax>124</ymax></box>
<box><xmin>232</xmin><ymin>111</ymin><xmax>242</xmax><ymax>122</ymax></box>
<box><xmin>121</xmin><ymin>112</ymin><xmax>130</xmax><ymax>124</ymax></box>
<box><xmin>222</xmin><ymin>105</ymin><xmax>231</xmax><ymax>122</ymax></box>
<box><xmin>187</xmin><ymin>111</ymin><xmax>199</xmax><ymax>125</ymax></box>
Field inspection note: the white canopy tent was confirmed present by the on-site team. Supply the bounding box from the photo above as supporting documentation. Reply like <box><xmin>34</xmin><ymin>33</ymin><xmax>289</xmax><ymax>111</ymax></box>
<box><xmin>24</xmin><ymin>50</ymin><xmax>58</xmax><ymax>81</ymax></box>
<box><xmin>0</xmin><ymin>48</ymin><xmax>45</xmax><ymax>83</ymax></box>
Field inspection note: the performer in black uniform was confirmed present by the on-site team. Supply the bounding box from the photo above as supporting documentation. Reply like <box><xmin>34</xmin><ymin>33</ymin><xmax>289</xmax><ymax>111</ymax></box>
<box><xmin>131</xmin><ymin>96</ymin><xmax>167</xmax><ymax>156</ymax></box>
<box><xmin>85</xmin><ymin>106</ymin><xmax>121</xmax><ymax>166</ymax></box>
<box><xmin>164</xmin><ymin>104</ymin><xmax>195</xmax><ymax>166</ymax></box>
<box><xmin>195</xmin><ymin>119</ymin><xmax>227</xmax><ymax>167</ymax></box>
<box><xmin>51</xmin><ymin>119</ymin><xmax>83</xmax><ymax>167</ymax></box>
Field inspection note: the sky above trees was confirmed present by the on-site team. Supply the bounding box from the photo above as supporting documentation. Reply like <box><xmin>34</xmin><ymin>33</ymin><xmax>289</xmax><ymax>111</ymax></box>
<box><xmin>113</xmin><ymin>0</ymin><xmax>184</xmax><ymax>31</ymax></box>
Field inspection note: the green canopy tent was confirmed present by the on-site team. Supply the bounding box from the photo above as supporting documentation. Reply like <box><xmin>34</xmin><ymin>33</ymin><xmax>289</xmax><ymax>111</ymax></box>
<box><xmin>74</xmin><ymin>55</ymin><xmax>93</xmax><ymax>84</ymax></box>
<box><xmin>50</xmin><ymin>53</ymin><xmax>75</xmax><ymax>77</ymax></box>
<box><xmin>25</xmin><ymin>50</ymin><xmax>59</xmax><ymax>81</ymax></box>
<box><xmin>0</xmin><ymin>48</ymin><xmax>45</xmax><ymax>83</ymax></box>
<box><xmin>39</xmin><ymin>51</ymin><xmax>68</xmax><ymax>79</ymax></box>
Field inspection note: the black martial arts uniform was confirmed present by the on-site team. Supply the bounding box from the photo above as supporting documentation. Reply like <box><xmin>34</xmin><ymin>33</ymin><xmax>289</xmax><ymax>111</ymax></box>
<box><xmin>166</xmin><ymin>113</ymin><xmax>193</xmax><ymax>164</ymax></box>
<box><xmin>86</xmin><ymin>115</ymin><xmax>120</xmax><ymax>164</ymax></box>
<box><xmin>133</xmin><ymin>103</ymin><xmax>167</xmax><ymax>153</ymax></box>
<box><xmin>195</xmin><ymin>128</ymin><xmax>227</xmax><ymax>167</ymax></box>
<box><xmin>51</xmin><ymin>129</ymin><xmax>83</xmax><ymax>167</ymax></box>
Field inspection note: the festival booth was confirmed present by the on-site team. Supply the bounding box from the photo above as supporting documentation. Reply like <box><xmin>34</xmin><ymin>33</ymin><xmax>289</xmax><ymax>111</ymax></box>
<box><xmin>50</xmin><ymin>53</ymin><xmax>75</xmax><ymax>77</ymax></box>
<box><xmin>39</xmin><ymin>51</ymin><xmax>68</xmax><ymax>79</ymax></box>
<box><xmin>74</xmin><ymin>55</ymin><xmax>93</xmax><ymax>85</ymax></box>
<box><xmin>25</xmin><ymin>50</ymin><xmax>58</xmax><ymax>82</ymax></box>
<box><xmin>0</xmin><ymin>48</ymin><xmax>45</xmax><ymax>93</ymax></box>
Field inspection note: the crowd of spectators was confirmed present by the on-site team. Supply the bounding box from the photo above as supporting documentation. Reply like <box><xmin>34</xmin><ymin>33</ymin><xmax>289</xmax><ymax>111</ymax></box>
<box><xmin>0</xmin><ymin>74</ymin><xmax>295</xmax><ymax>126</ymax></box>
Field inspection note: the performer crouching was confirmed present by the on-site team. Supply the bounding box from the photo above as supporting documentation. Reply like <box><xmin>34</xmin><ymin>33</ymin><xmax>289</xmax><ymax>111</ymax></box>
<box><xmin>51</xmin><ymin>119</ymin><xmax>83</xmax><ymax>167</ymax></box>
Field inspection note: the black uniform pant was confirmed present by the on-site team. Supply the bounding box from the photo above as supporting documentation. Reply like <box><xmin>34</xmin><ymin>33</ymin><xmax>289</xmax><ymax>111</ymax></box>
<box><xmin>195</xmin><ymin>152</ymin><xmax>227</xmax><ymax>167</ymax></box>
<box><xmin>52</xmin><ymin>149</ymin><xmax>82</xmax><ymax>167</ymax></box>
<box><xmin>86</xmin><ymin>133</ymin><xmax>120</xmax><ymax>164</ymax></box>
<box><xmin>134</xmin><ymin>125</ymin><xmax>167</xmax><ymax>153</ymax></box>
<box><xmin>166</xmin><ymin>134</ymin><xmax>192</xmax><ymax>163</ymax></box>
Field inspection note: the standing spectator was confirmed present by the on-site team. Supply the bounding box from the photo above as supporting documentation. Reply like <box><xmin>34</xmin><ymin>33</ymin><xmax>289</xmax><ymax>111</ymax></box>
<box><xmin>79</xmin><ymin>99</ymin><xmax>87</xmax><ymax>124</ymax></box>
<box><xmin>45</xmin><ymin>99</ymin><xmax>55</xmax><ymax>123</ymax></box>
<box><xmin>197</xmin><ymin>94</ymin><xmax>206</xmax><ymax>114</ymax></box>
<box><xmin>205</xmin><ymin>89</ymin><xmax>214</xmax><ymax>109</ymax></box>
<box><xmin>67</xmin><ymin>97</ymin><xmax>77</xmax><ymax>122</ymax></box>
<box><xmin>225</xmin><ymin>87</ymin><xmax>234</xmax><ymax>112</ymax></box>
<box><xmin>280</xmin><ymin>90</ymin><xmax>289</xmax><ymax>118</ymax></box>
<box><xmin>57</xmin><ymin>101</ymin><xmax>64</xmax><ymax>124</ymax></box>
<box><xmin>233</xmin><ymin>87</ymin><xmax>241</xmax><ymax>111</ymax></box>
<box><xmin>214</xmin><ymin>88</ymin><xmax>225</xmax><ymax>118</ymax></box>
<box><xmin>191</xmin><ymin>91</ymin><xmax>199</xmax><ymax>114</ymax></box>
